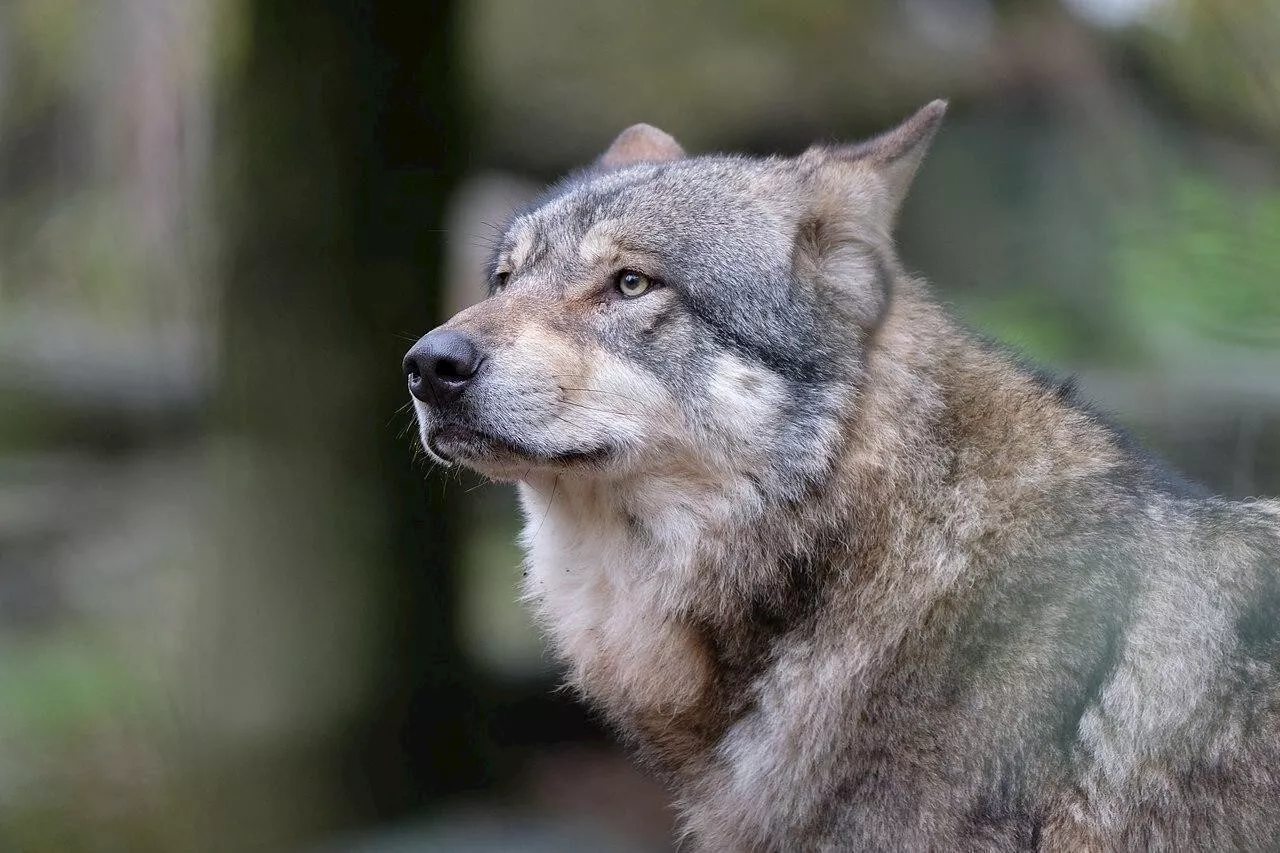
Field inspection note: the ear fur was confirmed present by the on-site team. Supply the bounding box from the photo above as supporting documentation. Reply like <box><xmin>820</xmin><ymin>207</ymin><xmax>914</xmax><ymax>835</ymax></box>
<box><xmin>598</xmin><ymin>123</ymin><xmax>686</xmax><ymax>169</ymax></box>
<box><xmin>793</xmin><ymin>100</ymin><xmax>947</xmax><ymax>328</ymax></box>
<box><xmin>805</xmin><ymin>99</ymin><xmax>947</xmax><ymax>227</ymax></box>
<box><xmin>792</xmin><ymin>215</ymin><xmax>889</xmax><ymax>331</ymax></box>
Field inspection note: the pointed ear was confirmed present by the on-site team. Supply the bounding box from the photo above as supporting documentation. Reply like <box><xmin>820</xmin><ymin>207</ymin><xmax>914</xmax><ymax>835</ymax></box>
<box><xmin>598</xmin><ymin>123</ymin><xmax>686</xmax><ymax>169</ymax></box>
<box><xmin>810</xmin><ymin>99</ymin><xmax>947</xmax><ymax>224</ymax></box>
<box><xmin>791</xmin><ymin>102</ymin><xmax>945</xmax><ymax>329</ymax></box>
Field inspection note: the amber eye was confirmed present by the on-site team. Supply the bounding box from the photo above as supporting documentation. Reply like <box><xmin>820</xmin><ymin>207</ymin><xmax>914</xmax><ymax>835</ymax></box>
<box><xmin>615</xmin><ymin>269</ymin><xmax>654</xmax><ymax>298</ymax></box>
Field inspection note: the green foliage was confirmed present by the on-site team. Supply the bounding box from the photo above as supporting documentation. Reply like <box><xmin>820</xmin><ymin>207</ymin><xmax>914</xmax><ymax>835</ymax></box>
<box><xmin>1135</xmin><ymin>0</ymin><xmax>1280</xmax><ymax>141</ymax></box>
<box><xmin>0</xmin><ymin>634</ymin><xmax>141</xmax><ymax>739</ymax></box>
<box><xmin>3</xmin><ymin>0</ymin><xmax>89</xmax><ymax>122</ymax></box>
<box><xmin>1115</xmin><ymin>175</ymin><xmax>1280</xmax><ymax>364</ymax></box>
<box><xmin>965</xmin><ymin>292</ymin><xmax>1088</xmax><ymax>365</ymax></box>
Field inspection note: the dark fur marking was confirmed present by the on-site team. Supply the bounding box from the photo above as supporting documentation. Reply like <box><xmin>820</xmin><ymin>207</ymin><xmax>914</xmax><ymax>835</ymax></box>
<box><xmin>1236</xmin><ymin>552</ymin><xmax>1280</xmax><ymax>663</ymax></box>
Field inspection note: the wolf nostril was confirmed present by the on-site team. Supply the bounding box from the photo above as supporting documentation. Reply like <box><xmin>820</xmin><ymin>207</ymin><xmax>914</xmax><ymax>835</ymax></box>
<box><xmin>403</xmin><ymin>329</ymin><xmax>484</xmax><ymax>405</ymax></box>
<box><xmin>402</xmin><ymin>354</ymin><xmax>425</xmax><ymax>388</ymax></box>
<box><xmin>434</xmin><ymin>352</ymin><xmax>477</xmax><ymax>382</ymax></box>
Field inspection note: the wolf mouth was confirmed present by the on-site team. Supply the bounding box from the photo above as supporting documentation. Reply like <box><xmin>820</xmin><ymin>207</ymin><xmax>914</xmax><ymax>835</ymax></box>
<box><xmin>427</xmin><ymin>424</ymin><xmax>611</xmax><ymax>470</ymax></box>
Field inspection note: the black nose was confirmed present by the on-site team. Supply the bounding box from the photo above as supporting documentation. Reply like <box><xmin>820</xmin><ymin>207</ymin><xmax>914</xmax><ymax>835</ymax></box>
<box><xmin>403</xmin><ymin>329</ymin><xmax>484</xmax><ymax>405</ymax></box>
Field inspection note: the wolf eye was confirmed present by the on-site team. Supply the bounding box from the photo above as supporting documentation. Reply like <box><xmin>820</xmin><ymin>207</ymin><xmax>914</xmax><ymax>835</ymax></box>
<box><xmin>615</xmin><ymin>269</ymin><xmax>654</xmax><ymax>298</ymax></box>
<box><xmin>493</xmin><ymin>271</ymin><xmax>510</xmax><ymax>291</ymax></box>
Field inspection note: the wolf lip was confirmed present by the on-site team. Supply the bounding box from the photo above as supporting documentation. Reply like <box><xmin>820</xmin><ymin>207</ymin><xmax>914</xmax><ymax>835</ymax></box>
<box><xmin>428</xmin><ymin>424</ymin><xmax>610</xmax><ymax>469</ymax></box>
<box><xmin>427</xmin><ymin>424</ymin><xmax>492</xmax><ymax>460</ymax></box>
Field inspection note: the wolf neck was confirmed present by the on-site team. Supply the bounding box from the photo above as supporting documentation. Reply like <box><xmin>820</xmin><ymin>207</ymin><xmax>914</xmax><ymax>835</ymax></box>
<box><xmin>518</xmin><ymin>277</ymin><xmax>1122</xmax><ymax>777</ymax></box>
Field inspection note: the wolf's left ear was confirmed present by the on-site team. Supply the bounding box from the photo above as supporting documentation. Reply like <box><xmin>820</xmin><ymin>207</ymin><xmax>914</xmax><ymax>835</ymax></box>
<box><xmin>810</xmin><ymin>100</ymin><xmax>947</xmax><ymax>226</ymax></box>
<box><xmin>793</xmin><ymin>101</ymin><xmax>946</xmax><ymax>328</ymax></box>
<box><xmin>598</xmin><ymin>123</ymin><xmax>686</xmax><ymax>169</ymax></box>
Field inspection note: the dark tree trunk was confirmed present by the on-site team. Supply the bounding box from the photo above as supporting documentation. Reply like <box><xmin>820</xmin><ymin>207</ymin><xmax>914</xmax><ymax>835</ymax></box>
<box><xmin>219</xmin><ymin>0</ymin><xmax>490</xmax><ymax>845</ymax></box>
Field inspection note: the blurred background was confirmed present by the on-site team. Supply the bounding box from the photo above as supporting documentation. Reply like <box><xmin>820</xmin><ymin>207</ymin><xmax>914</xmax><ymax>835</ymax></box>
<box><xmin>0</xmin><ymin>0</ymin><xmax>1277</xmax><ymax>850</ymax></box>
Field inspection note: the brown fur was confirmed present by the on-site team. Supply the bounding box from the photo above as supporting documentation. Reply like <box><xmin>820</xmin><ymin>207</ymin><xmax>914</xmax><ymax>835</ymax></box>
<box><xmin>407</xmin><ymin>102</ymin><xmax>1280</xmax><ymax>850</ymax></box>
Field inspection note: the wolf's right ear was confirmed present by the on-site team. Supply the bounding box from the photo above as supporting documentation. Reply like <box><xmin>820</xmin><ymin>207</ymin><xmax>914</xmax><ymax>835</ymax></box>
<box><xmin>598</xmin><ymin>123</ymin><xmax>686</xmax><ymax>169</ymax></box>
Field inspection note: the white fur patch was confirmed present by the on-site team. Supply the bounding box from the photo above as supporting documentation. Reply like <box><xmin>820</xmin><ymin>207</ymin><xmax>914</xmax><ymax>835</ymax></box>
<box><xmin>704</xmin><ymin>353</ymin><xmax>789</xmax><ymax>446</ymax></box>
<box><xmin>518</xmin><ymin>477</ymin><xmax>712</xmax><ymax>712</ymax></box>
<box><xmin>577</xmin><ymin>219</ymin><xmax>621</xmax><ymax>267</ymax></box>
<box><xmin>516</xmin><ymin>354</ymin><xmax>798</xmax><ymax>714</ymax></box>
<box><xmin>508</xmin><ymin>223</ymin><xmax>537</xmax><ymax>270</ymax></box>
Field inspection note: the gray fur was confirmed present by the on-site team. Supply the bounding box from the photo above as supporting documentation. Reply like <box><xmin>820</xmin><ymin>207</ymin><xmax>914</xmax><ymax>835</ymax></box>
<box><xmin>406</xmin><ymin>102</ymin><xmax>1280</xmax><ymax>851</ymax></box>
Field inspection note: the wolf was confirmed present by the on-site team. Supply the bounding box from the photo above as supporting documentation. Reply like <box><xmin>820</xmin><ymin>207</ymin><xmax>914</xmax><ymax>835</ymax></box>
<box><xmin>403</xmin><ymin>101</ymin><xmax>1280</xmax><ymax>851</ymax></box>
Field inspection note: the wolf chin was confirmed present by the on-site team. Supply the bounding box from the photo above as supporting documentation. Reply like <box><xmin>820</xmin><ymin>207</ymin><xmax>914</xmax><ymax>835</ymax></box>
<box><xmin>403</xmin><ymin>101</ymin><xmax>1280</xmax><ymax>851</ymax></box>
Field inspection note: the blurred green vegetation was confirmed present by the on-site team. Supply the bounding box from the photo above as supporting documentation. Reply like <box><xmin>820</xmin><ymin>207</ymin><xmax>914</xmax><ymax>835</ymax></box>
<box><xmin>1134</xmin><ymin>0</ymin><xmax>1280</xmax><ymax>139</ymax></box>
<box><xmin>1118</xmin><ymin>176</ymin><xmax>1280</xmax><ymax>361</ymax></box>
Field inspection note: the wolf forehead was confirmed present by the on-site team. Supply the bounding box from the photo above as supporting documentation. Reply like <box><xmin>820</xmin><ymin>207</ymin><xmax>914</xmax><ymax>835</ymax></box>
<box><xmin>461</xmin><ymin>103</ymin><xmax>946</xmax><ymax>386</ymax></box>
<box><xmin>485</xmin><ymin>98</ymin><xmax>950</xmax><ymax>286</ymax></box>
<box><xmin>489</xmin><ymin>157</ymin><xmax>804</xmax><ymax>287</ymax></box>
<box><xmin>482</xmin><ymin>156</ymin><xmax>863</xmax><ymax>388</ymax></box>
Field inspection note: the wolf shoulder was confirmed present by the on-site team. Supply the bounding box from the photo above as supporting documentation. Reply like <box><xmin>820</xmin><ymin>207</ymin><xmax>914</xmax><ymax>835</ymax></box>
<box><xmin>1014</xmin><ymin>462</ymin><xmax>1280</xmax><ymax>751</ymax></box>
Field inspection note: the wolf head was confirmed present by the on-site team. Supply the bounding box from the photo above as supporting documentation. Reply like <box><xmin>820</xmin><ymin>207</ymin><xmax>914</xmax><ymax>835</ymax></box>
<box><xmin>405</xmin><ymin>101</ymin><xmax>946</xmax><ymax>496</ymax></box>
